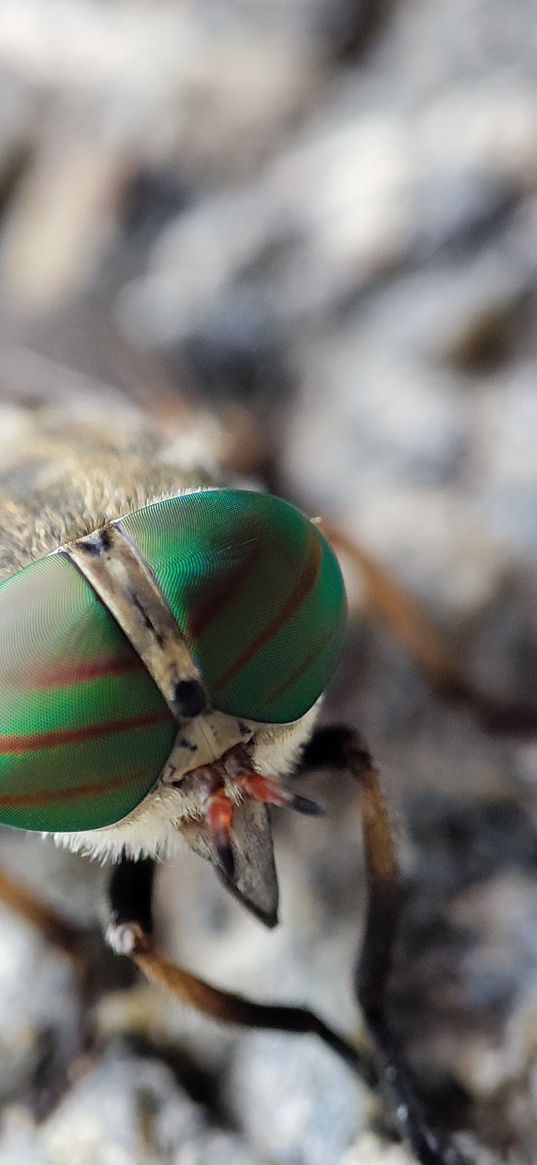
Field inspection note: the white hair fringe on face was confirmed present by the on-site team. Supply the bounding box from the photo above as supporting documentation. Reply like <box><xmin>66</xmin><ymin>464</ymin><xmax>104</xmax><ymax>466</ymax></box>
<box><xmin>50</xmin><ymin>704</ymin><xmax>321</xmax><ymax>864</ymax></box>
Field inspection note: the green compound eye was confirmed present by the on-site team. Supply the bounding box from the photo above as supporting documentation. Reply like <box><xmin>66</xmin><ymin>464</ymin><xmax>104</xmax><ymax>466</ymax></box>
<box><xmin>0</xmin><ymin>555</ymin><xmax>176</xmax><ymax>832</ymax></box>
<box><xmin>0</xmin><ymin>490</ymin><xmax>346</xmax><ymax>833</ymax></box>
<box><xmin>121</xmin><ymin>490</ymin><xmax>347</xmax><ymax>725</ymax></box>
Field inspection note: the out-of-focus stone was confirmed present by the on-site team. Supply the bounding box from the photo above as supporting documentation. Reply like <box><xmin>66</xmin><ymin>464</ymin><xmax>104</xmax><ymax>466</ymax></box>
<box><xmin>0</xmin><ymin>1051</ymin><xmax>204</xmax><ymax>1165</ymax></box>
<box><xmin>338</xmin><ymin>1132</ymin><xmax>415</xmax><ymax>1165</ymax></box>
<box><xmin>173</xmin><ymin>1131</ymin><xmax>267</xmax><ymax>1165</ymax></box>
<box><xmin>226</xmin><ymin>1032</ymin><xmax>367</xmax><ymax>1165</ymax></box>
<box><xmin>1</xmin><ymin>0</ymin><xmax>537</xmax><ymax>1161</ymax></box>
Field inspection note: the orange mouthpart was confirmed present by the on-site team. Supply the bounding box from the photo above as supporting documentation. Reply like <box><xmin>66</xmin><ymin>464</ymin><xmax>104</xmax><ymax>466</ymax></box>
<box><xmin>194</xmin><ymin>743</ymin><xmax>324</xmax><ymax>881</ymax></box>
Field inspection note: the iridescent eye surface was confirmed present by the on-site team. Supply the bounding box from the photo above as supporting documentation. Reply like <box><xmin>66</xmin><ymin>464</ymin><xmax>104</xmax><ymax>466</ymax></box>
<box><xmin>122</xmin><ymin>490</ymin><xmax>347</xmax><ymax>724</ymax></box>
<box><xmin>0</xmin><ymin>489</ymin><xmax>346</xmax><ymax>833</ymax></box>
<box><xmin>0</xmin><ymin>555</ymin><xmax>175</xmax><ymax>832</ymax></box>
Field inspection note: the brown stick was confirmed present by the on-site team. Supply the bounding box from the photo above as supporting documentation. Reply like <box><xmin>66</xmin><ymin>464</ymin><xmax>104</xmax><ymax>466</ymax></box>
<box><xmin>0</xmin><ymin>866</ymin><xmax>84</xmax><ymax>957</ymax></box>
<box><xmin>323</xmin><ymin>520</ymin><xmax>537</xmax><ymax>737</ymax></box>
<box><xmin>0</xmin><ymin>865</ymin><xmax>99</xmax><ymax>1117</ymax></box>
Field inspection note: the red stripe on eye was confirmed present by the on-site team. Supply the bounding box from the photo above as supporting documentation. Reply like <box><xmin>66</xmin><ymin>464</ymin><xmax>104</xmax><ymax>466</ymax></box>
<box><xmin>261</xmin><ymin>622</ymin><xmax>336</xmax><ymax>707</ymax></box>
<box><xmin>186</xmin><ymin>536</ymin><xmax>262</xmax><ymax>641</ymax></box>
<box><xmin>32</xmin><ymin>654</ymin><xmax>145</xmax><ymax>689</ymax></box>
<box><xmin>0</xmin><ymin>770</ymin><xmax>150</xmax><ymax>809</ymax></box>
<box><xmin>212</xmin><ymin>531</ymin><xmax>322</xmax><ymax>693</ymax></box>
<box><xmin>0</xmin><ymin>708</ymin><xmax>171</xmax><ymax>755</ymax></box>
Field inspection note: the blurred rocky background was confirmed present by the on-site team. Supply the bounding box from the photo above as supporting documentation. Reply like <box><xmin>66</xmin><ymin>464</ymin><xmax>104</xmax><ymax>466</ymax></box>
<box><xmin>0</xmin><ymin>1</ymin><xmax>537</xmax><ymax>1162</ymax></box>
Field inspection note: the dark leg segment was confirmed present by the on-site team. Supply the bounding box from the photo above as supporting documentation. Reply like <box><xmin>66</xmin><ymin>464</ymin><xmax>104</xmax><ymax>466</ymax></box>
<box><xmin>105</xmin><ymin>857</ymin><xmax>373</xmax><ymax>1082</ymax></box>
<box><xmin>106</xmin><ymin>855</ymin><xmax>155</xmax><ymax>955</ymax></box>
<box><xmin>300</xmin><ymin>725</ymin><xmax>467</xmax><ymax>1165</ymax></box>
<box><xmin>133</xmin><ymin>946</ymin><xmax>373</xmax><ymax>1082</ymax></box>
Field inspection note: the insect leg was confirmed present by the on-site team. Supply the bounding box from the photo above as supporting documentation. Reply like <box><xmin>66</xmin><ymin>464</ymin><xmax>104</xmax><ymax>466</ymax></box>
<box><xmin>299</xmin><ymin>725</ymin><xmax>468</xmax><ymax>1165</ymax></box>
<box><xmin>106</xmin><ymin>855</ymin><xmax>155</xmax><ymax>956</ymax></box>
<box><xmin>106</xmin><ymin>862</ymin><xmax>375</xmax><ymax>1084</ymax></box>
<box><xmin>0</xmin><ymin>864</ymin><xmax>84</xmax><ymax>956</ymax></box>
<box><xmin>0</xmin><ymin>864</ymin><xmax>96</xmax><ymax>1117</ymax></box>
<box><xmin>131</xmin><ymin>944</ymin><xmax>374</xmax><ymax>1083</ymax></box>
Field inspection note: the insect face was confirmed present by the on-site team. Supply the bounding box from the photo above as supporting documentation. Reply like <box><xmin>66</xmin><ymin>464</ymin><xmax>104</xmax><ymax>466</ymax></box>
<box><xmin>0</xmin><ymin>487</ymin><xmax>346</xmax><ymax>919</ymax></box>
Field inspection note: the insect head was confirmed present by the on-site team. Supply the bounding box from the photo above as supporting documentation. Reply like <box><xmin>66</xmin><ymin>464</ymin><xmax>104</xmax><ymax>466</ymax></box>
<box><xmin>0</xmin><ymin>490</ymin><xmax>346</xmax><ymax>837</ymax></box>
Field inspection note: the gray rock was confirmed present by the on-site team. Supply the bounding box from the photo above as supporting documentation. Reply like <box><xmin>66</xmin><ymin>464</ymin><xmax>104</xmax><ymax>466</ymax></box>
<box><xmin>226</xmin><ymin>1032</ymin><xmax>367</xmax><ymax>1165</ymax></box>
<box><xmin>1</xmin><ymin>0</ymin><xmax>537</xmax><ymax>1160</ymax></box>
<box><xmin>0</xmin><ymin>1050</ymin><xmax>204</xmax><ymax>1165</ymax></box>
<box><xmin>174</xmin><ymin>1131</ymin><xmax>267</xmax><ymax>1165</ymax></box>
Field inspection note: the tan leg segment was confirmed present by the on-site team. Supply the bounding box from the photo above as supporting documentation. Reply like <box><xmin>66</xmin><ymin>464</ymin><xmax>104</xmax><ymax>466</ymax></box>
<box><xmin>133</xmin><ymin>945</ymin><xmax>373</xmax><ymax>1082</ymax></box>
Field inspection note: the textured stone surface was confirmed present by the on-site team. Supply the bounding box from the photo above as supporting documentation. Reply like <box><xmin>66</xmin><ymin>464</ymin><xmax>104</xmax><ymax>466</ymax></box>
<box><xmin>0</xmin><ymin>1</ymin><xmax>537</xmax><ymax>1163</ymax></box>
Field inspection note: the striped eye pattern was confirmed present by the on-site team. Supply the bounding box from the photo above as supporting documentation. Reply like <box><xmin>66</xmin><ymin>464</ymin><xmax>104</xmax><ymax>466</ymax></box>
<box><xmin>0</xmin><ymin>490</ymin><xmax>346</xmax><ymax>832</ymax></box>
<box><xmin>0</xmin><ymin>554</ymin><xmax>176</xmax><ymax>832</ymax></box>
<box><xmin>121</xmin><ymin>490</ymin><xmax>347</xmax><ymax>725</ymax></box>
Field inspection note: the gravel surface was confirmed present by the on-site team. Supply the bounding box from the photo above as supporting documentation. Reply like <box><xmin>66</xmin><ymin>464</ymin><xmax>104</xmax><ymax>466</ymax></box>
<box><xmin>0</xmin><ymin>2</ymin><xmax>537</xmax><ymax>1163</ymax></box>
